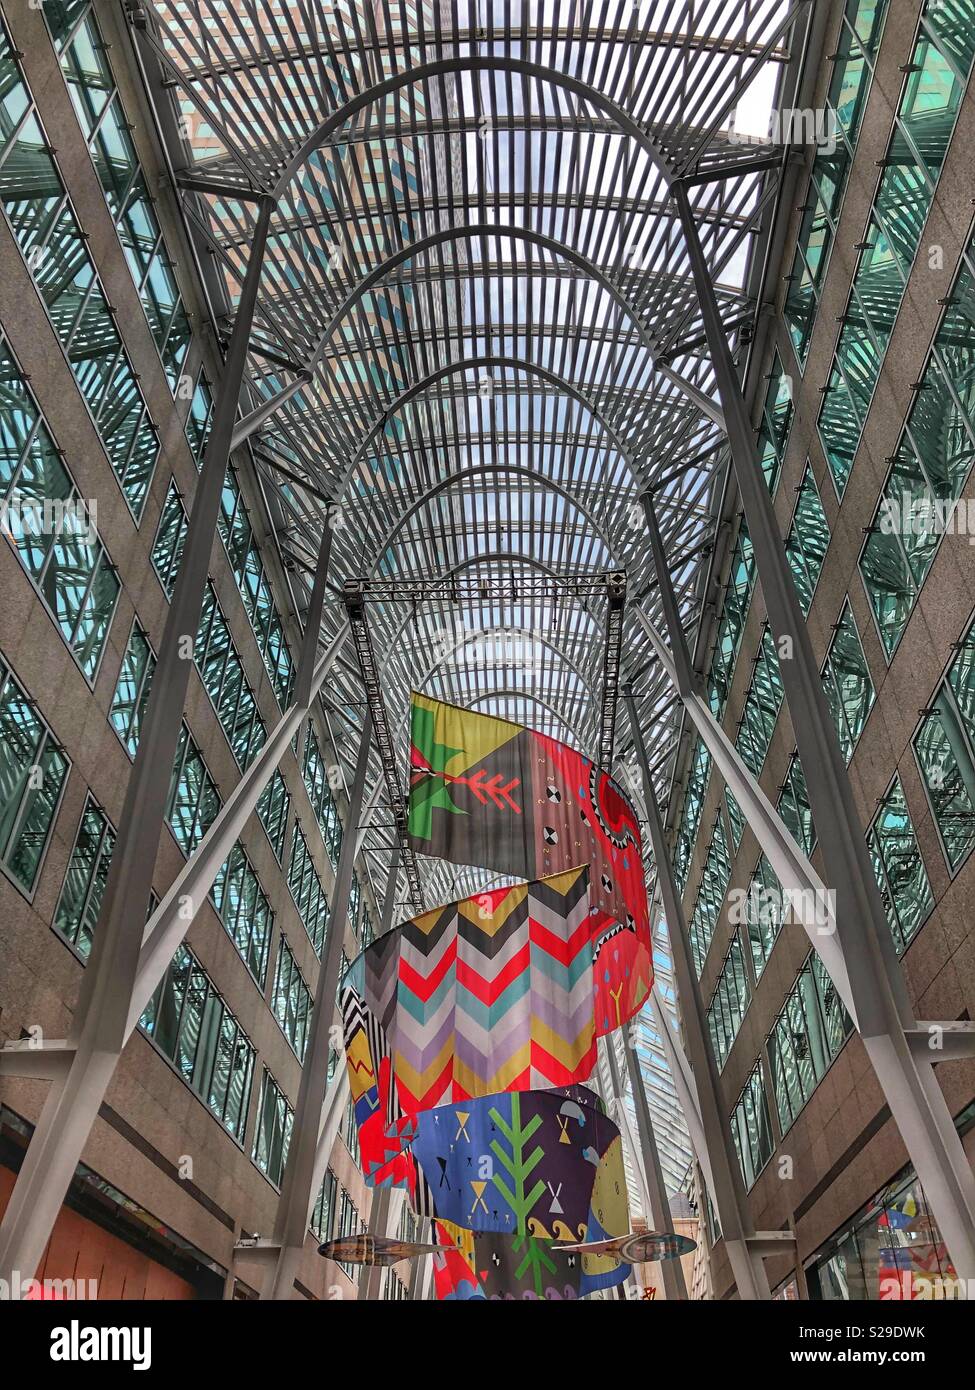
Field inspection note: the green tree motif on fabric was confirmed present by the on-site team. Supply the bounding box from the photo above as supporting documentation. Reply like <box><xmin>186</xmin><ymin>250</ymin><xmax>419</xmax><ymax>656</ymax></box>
<box><xmin>488</xmin><ymin>1092</ymin><xmax>553</xmax><ymax>1295</ymax></box>
<box><xmin>408</xmin><ymin>701</ymin><xmax>465</xmax><ymax>841</ymax></box>
<box><xmin>513</xmin><ymin>1233</ymin><xmax>558</xmax><ymax>1295</ymax></box>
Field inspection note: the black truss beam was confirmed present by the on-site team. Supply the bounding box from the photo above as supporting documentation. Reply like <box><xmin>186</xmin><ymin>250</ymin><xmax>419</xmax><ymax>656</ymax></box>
<box><xmin>344</xmin><ymin>582</ymin><xmax>424</xmax><ymax>915</ymax></box>
<box><xmin>598</xmin><ymin>573</ymin><xmax>627</xmax><ymax>769</ymax></box>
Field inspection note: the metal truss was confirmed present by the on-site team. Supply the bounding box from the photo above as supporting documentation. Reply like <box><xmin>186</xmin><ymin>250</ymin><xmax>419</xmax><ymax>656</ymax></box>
<box><xmin>598</xmin><ymin>572</ymin><xmax>627</xmax><ymax>769</ymax></box>
<box><xmin>344</xmin><ymin>584</ymin><xmax>424</xmax><ymax>915</ymax></box>
<box><xmin>15</xmin><ymin>0</ymin><xmax>971</xmax><ymax>1307</ymax></box>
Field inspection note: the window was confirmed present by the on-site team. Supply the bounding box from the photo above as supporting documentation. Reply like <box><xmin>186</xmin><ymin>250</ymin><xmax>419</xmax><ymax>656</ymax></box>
<box><xmin>166</xmin><ymin>723</ymin><xmax>221</xmax><ymax>856</ymax></box>
<box><xmin>342</xmin><ymin>1092</ymin><xmax>361</xmax><ymax>1167</ymax></box>
<box><xmin>109</xmin><ymin>621</ymin><xmax>156</xmax><ymax>757</ymax></box>
<box><xmin>257</xmin><ymin>770</ymin><xmax>290</xmax><ymax>862</ymax></box>
<box><xmin>218</xmin><ymin>465</ymin><xmax>294</xmax><ymax>707</ymax></box>
<box><xmin>860</xmin><ymin>227</ymin><xmax>975</xmax><ymax>657</ymax></box>
<box><xmin>777</xmin><ymin>752</ymin><xmax>816</xmax><ymax>856</ymax></box>
<box><xmin>707</xmin><ymin>932</ymin><xmax>751</xmax><ymax>1070</ymax></box>
<box><xmin>336</xmin><ymin>1191</ymin><xmax>365</xmax><ymax>1277</ymax></box>
<box><xmin>1</xmin><ymin>334</ymin><xmax>120</xmax><ymax>678</ymax></box>
<box><xmin>54</xmin><ymin>795</ymin><xmax>114</xmax><ymax>959</ymax></box>
<box><xmin>0</xmin><ymin>21</ymin><xmax>158</xmax><ymax>515</ymax></box>
<box><xmin>784</xmin><ymin>0</ymin><xmax>890</xmax><ymax>365</ymax></box>
<box><xmin>185</xmin><ymin>372</ymin><xmax>214</xmax><ymax>463</ymax></box>
<box><xmin>743</xmin><ymin>855</ymin><xmax>785</xmax><ymax>979</ymax></box>
<box><xmin>48</xmin><ymin>2</ymin><xmax>191</xmax><ymax>388</ymax></box>
<box><xmin>272</xmin><ymin>937</ymin><xmax>312</xmax><ymax>1061</ymax></box>
<box><xmin>252</xmin><ymin>1069</ymin><xmax>294</xmax><ymax>1187</ymax></box>
<box><xmin>303</xmin><ymin>726</ymin><xmax>343</xmax><ymax>867</ymax></box>
<box><xmin>735</xmin><ymin>626</ymin><xmax>784</xmax><ymax>777</ymax></box>
<box><xmin>756</xmin><ymin>354</ymin><xmax>795</xmax><ymax>493</ymax></box>
<box><xmin>688</xmin><ymin>817</ymin><xmax>731</xmax><ymax>976</ymax></box>
<box><xmin>288</xmin><ymin>821</ymin><xmax>330</xmax><ymax>956</ymax></box>
<box><xmin>311</xmin><ymin>1169</ymin><xmax>337</xmax><ymax>1241</ymax></box>
<box><xmin>52</xmin><ymin>752</ymin><xmax>264</xmax><ymax>977</ymax></box>
<box><xmin>725</xmin><ymin>787</ymin><xmax>745</xmax><ymax>850</ymax></box>
<box><xmin>149</xmin><ymin>501</ymin><xmax>268</xmax><ymax>769</ymax></box>
<box><xmin>821</xmin><ymin>602</ymin><xmax>875</xmax><ymax>762</ymax></box>
<box><xmin>767</xmin><ymin>953</ymin><xmax>853</xmax><ymax>1134</ymax></box>
<box><xmin>817</xmin><ymin>0</ymin><xmax>975</xmax><ymax>494</ymax></box>
<box><xmin>707</xmin><ymin>524</ymin><xmax>755</xmax><ymax>719</ymax></box>
<box><xmin>805</xmin><ymin>1105</ymin><xmax>975</xmax><ymax>1299</ymax></box>
<box><xmin>195</xmin><ymin>583</ymin><xmax>266</xmax><ymax>769</ymax></box>
<box><xmin>349</xmin><ymin>872</ymin><xmax>361</xmax><ymax>937</ymax></box>
<box><xmin>212</xmin><ymin>843</ymin><xmax>273</xmax><ymax>986</ymax></box>
<box><xmin>399</xmin><ymin>1204</ymin><xmax>417</xmax><ymax>1245</ymax></box>
<box><xmin>914</xmin><ymin>614</ymin><xmax>975</xmax><ymax>871</ymax></box>
<box><xmin>730</xmin><ymin>1063</ymin><xmax>775</xmax><ymax>1189</ymax></box>
<box><xmin>140</xmin><ymin>944</ymin><xmax>255</xmax><ymax>1139</ymax></box>
<box><xmin>0</xmin><ymin>657</ymin><xmax>70</xmax><ymax>894</ymax></box>
<box><xmin>785</xmin><ymin>465</ymin><xmax>830</xmax><ymax>615</ymax></box>
<box><xmin>868</xmin><ymin>777</ymin><xmax>934</xmax><ymax>954</ymax></box>
<box><xmin>382</xmin><ymin>1268</ymin><xmax>409</xmax><ymax>1300</ymax></box>
<box><xmin>673</xmin><ymin>738</ymin><xmax>710</xmax><ymax>896</ymax></box>
<box><xmin>151</xmin><ymin>480</ymin><xmax>187</xmax><ymax>598</ymax></box>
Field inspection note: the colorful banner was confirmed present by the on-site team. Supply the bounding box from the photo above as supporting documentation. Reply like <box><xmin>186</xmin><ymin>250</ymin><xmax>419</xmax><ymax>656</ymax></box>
<box><xmin>342</xmin><ymin>867</ymin><xmax>598</xmax><ymax>1184</ymax></box>
<box><xmin>431</xmin><ymin>1218</ymin><xmax>628</xmax><ymax>1300</ymax></box>
<box><xmin>409</xmin><ymin>1085</ymin><xmax>626</xmax><ymax>1239</ymax></box>
<box><xmin>408</xmin><ymin>693</ymin><xmax>652</xmax><ymax>1032</ymax></box>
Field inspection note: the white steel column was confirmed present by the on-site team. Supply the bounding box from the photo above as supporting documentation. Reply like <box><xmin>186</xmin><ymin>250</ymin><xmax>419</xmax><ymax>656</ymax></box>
<box><xmin>675</xmin><ymin>183</ymin><xmax>975</xmax><ymax>1280</ymax></box>
<box><xmin>624</xmin><ymin>683</ymin><xmax>775</xmax><ymax>1299</ymax></box>
<box><xmin>0</xmin><ymin>198</ymin><xmax>277</xmax><ymax>1285</ymax></box>
<box><xmin>261</xmin><ymin>712</ymin><xmax>374</xmax><ymax>1299</ymax></box>
<box><xmin>603</xmin><ymin>1035</ymin><xmax>688</xmax><ymax>1301</ymax></box>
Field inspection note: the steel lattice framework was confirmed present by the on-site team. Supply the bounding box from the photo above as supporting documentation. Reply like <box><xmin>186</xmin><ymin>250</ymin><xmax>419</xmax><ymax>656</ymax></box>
<box><xmin>7</xmin><ymin>0</ymin><xmax>975</xmax><ymax>1304</ymax></box>
<box><xmin>133</xmin><ymin>0</ymin><xmax>805</xmax><ymax>923</ymax></box>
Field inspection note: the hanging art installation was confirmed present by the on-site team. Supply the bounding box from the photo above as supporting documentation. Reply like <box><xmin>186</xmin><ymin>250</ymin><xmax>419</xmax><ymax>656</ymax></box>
<box><xmin>341</xmin><ymin>865</ymin><xmax>598</xmax><ymax>1188</ymax></box>
<box><xmin>317</xmin><ymin>1234</ymin><xmax>441</xmax><ymax>1266</ymax></box>
<box><xmin>407</xmin><ymin>693</ymin><xmax>653</xmax><ymax>1033</ymax></box>
<box><xmin>430</xmin><ymin>1222</ymin><xmax>629</xmax><ymax>1301</ymax></box>
<box><xmin>408</xmin><ymin>1084</ymin><xmax>624</xmax><ymax>1239</ymax></box>
<box><xmin>332</xmin><ymin>693</ymin><xmax>669</xmax><ymax>1300</ymax></box>
<box><xmin>426</xmin><ymin>1087</ymin><xmax>631</xmax><ymax>1299</ymax></box>
<box><xmin>556</xmin><ymin>1231</ymin><xmax>698</xmax><ymax>1262</ymax></box>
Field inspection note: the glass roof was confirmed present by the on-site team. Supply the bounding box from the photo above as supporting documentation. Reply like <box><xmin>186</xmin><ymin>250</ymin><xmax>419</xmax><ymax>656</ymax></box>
<box><xmin>141</xmin><ymin>0</ymin><xmax>803</xmax><ymax>914</ymax></box>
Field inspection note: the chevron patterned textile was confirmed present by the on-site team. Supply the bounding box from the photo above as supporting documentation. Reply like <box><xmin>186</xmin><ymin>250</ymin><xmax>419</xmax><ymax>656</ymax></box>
<box><xmin>341</xmin><ymin>866</ymin><xmax>598</xmax><ymax>1182</ymax></box>
<box><xmin>407</xmin><ymin>693</ymin><xmax>653</xmax><ymax>1033</ymax></box>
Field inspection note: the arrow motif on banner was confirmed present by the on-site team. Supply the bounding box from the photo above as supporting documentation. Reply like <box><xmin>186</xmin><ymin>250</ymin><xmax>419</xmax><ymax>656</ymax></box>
<box><xmin>442</xmin><ymin>768</ymin><xmax>522</xmax><ymax>812</ymax></box>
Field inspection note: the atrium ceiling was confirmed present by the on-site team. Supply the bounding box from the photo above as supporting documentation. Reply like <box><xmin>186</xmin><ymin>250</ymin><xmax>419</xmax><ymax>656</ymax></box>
<box><xmin>136</xmin><ymin>0</ymin><xmax>811</xmax><ymax>915</ymax></box>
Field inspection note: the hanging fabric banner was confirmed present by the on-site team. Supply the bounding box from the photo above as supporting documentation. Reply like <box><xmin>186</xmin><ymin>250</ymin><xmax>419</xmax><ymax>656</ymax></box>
<box><xmin>342</xmin><ymin>867</ymin><xmax>598</xmax><ymax>1185</ymax></box>
<box><xmin>426</xmin><ymin>1090</ymin><xmax>630</xmax><ymax>1302</ymax></box>
<box><xmin>409</xmin><ymin>1084</ymin><xmax>626</xmax><ymax>1241</ymax></box>
<box><xmin>407</xmin><ymin>693</ymin><xmax>652</xmax><ymax>1032</ymax></box>
<box><xmin>431</xmin><ymin>1217</ymin><xmax>629</xmax><ymax>1300</ymax></box>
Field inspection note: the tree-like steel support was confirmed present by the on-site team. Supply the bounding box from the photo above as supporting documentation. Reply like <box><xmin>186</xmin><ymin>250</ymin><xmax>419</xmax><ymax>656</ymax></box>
<box><xmin>675</xmin><ymin>183</ymin><xmax>975</xmax><ymax>1282</ymax></box>
<box><xmin>259</xmin><ymin>710</ymin><xmax>374</xmax><ymax>1300</ymax></box>
<box><xmin>12</xmin><ymin>24</ymin><xmax>972</xmax><ymax>1298</ymax></box>
<box><xmin>632</xmin><ymin>604</ymin><xmax>856</xmax><ymax>1013</ymax></box>
<box><xmin>602</xmin><ymin>1035</ymin><xmax>687</xmax><ymax>1301</ymax></box>
<box><xmin>0</xmin><ymin>196</ymin><xmax>277</xmax><ymax>1286</ymax></box>
<box><xmin>623</xmin><ymin>684</ymin><xmax>776</xmax><ymax>1300</ymax></box>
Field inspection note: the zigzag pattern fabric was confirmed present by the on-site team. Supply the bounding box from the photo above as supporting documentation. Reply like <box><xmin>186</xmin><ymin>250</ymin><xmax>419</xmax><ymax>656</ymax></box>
<box><xmin>407</xmin><ymin>692</ymin><xmax>653</xmax><ymax>1033</ymax></box>
<box><xmin>341</xmin><ymin>865</ymin><xmax>597</xmax><ymax>1184</ymax></box>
